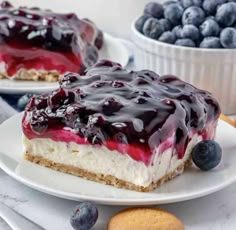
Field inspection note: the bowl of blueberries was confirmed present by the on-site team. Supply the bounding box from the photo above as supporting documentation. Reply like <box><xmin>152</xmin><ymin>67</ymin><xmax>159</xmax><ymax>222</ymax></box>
<box><xmin>132</xmin><ymin>0</ymin><xmax>236</xmax><ymax>115</ymax></box>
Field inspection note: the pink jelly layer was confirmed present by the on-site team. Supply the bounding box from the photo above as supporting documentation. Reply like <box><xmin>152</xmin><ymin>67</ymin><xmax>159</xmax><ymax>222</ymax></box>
<box><xmin>0</xmin><ymin>43</ymin><xmax>84</xmax><ymax>76</ymax></box>
<box><xmin>22</xmin><ymin>116</ymin><xmax>217</xmax><ymax>165</ymax></box>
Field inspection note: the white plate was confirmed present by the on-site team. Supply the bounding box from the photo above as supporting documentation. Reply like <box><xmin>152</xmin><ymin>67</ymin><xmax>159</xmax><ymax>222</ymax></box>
<box><xmin>0</xmin><ymin>33</ymin><xmax>130</xmax><ymax>94</ymax></box>
<box><xmin>0</xmin><ymin>113</ymin><xmax>236</xmax><ymax>206</ymax></box>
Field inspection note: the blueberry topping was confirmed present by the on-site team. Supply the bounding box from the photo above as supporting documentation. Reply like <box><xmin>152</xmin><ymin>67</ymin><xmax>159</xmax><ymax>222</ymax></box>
<box><xmin>159</xmin><ymin>18</ymin><xmax>173</xmax><ymax>32</ymax></box>
<box><xmin>220</xmin><ymin>27</ymin><xmax>236</xmax><ymax>48</ymax></box>
<box><xmin>191</xmin><ymin>140</ymin><xmax>222</xmax><ymax>171</ymax></box>
<box><xmin>143</xmin><ymin>18</ymin><xmax>164</xmax><ymax>39</ymax></box>
<box><xmin>200</xmin><ymin>37</ymin><xmax>222</xmax><ymax>48</ymax></box>
<box><xmin>23</xmin><ymin>61</ymin><xmax>221</xmax><ymax>163</ymax></box>
<box><xmin>181</xmin><ymin>24</ymin><xmax>200</xmax><ymax>41</ymax></box>
<box><xmin>164</xmin><ymin>3</ymin><xmax>184</xmax><ymax>26</ymax></box>
<box><xmin>135</xmin><ymin>14</ymin><xmax>151</xmax><ymax>33</ymax></box>
<box><xmin>70</xmin><ymin>202</ymin><xmax>98</xmax><ymax>230</ymax></box>
<box><xmin>175</xmin><ymin>38</ymin><xmax>196</xmax><ymax>47</ymax></box>
<box><xmin>144</xmin><ymin>2</ymin><xmax>164</xmax><ymax>19</ymax></box>
<box><xmin>180</xmin><ymin>0</ymin><xmax>202</xmax><ymax>9</ymax></box>
<box><xmin>182</xmin><ymin>6</ymin><xmax>205</xmax><ymax>26</ymax></box>
<box><xmin>158</xmin><ymin>31</ymin><xmax>176</xmax><ymax>44</ymax></box>
<box><xmin>200</xmin><ymin>18</ymin><xmax>220</xmax><ymax>37</ymax></box>
<box><xmin>203</xmin><ymin>0</ymin><xmax>227</xmax><ymax>15</ymax></box>
<box><xmin>216</xmin><ymin>2</ymin><xmax>236</xmax><ymax>27</ymax></box>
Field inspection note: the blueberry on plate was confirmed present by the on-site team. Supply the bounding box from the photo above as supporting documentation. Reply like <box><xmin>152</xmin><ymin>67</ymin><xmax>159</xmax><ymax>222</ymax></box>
<box><xmin>143</xmin><ymin>18</ymin><xmax>164</xmax><ymax>39</ymax></box>
<box><xmin>191</xmin><ymin>140</ymin><xmax>222</xmax><ymax>171</ymax></box>
<box><xmin>175</xmin><ymin>38</ymin><xmax>196</xmax><ymax>47</ymax></box>
<box><xmin>200</xmin><ymin>18</ymin><xmax>220</xmax><ymax>37</ymax></box>
<box><xmin>182</xmin><ymin>6</ymin><xmax>205</xmax><ymax>26</ymax></box>
<box><xmin>181</xmin><ymin>24</ymin><xmax>200</xmax><ymax>41</ymax></box>
<box><xmin>220</xmin><ymin>27</ymin><xmax>236</xmax><ymax>48</ymax></box>
<box><xmin>70</xmin><ymin>202</ymin><xmax>98</xmax><ymax>230</ymax></box>
<box><xmin>199</xmin><ymin>37</ymin><xmax>222</xmax><ymax>48</ymax></box>
<box><xmin>158</xmin><ymin>31</ymin><xmax>176</xmax><ymax>44</ymax></box>
<box><xmin>144</xmin><ymin>2</ymin><xmax>164</xmax><ymax>19</ymax></box>
<box><xmin>164</xmin><ymin>3</ymin><xmax>184</xmax><ymax>26</ymax></box>
<box><xmin>216</xmin><ymin>2</ymin><xmax>236</xmax><ymax>27</ymax></box>
<box><xmin>17</xmin><ymin>94</ymin><xmax>34</xmax><ymax>111</ymax></box>
<box><xmin>180</xmin><ymin>0</ymin><xmax>202</xmax><ymax>9</ymax></box>
<box><xmin>159</xmin><ymin>18</ymin><xmax>172</xmax><ymax>32</ymax></box>
<box><xmin>202</xmin><ymin>0</ymin><xmax>227</xmax><ymax>15</ymax></box>
<box><xmin>135</xmin><ymin>14</ymin><xmax>151</xmax><ymax>33</ymax></box>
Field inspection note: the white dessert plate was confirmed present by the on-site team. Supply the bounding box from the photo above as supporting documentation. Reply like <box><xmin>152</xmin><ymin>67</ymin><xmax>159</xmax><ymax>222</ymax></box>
<box><xmin>0</xmin><ymin>113</ymin><xmax>236</xmax><ymax>206</ymax></box>
<box><xmin>0</xmin><ymin>33</ymin><xmax>130</xmax><ymax>94</ymax></box>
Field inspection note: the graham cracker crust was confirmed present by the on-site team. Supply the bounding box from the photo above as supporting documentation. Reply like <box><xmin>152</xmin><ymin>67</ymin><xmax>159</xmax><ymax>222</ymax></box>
<box><xmin>24</xmin><ymin>153</ymin><xmax>192</xmax><ymax>192</ymax></box>
<box><xmin>0</xmin><ymin>69</ymin><xmax>60</xmax><ymax>82</ymax></box>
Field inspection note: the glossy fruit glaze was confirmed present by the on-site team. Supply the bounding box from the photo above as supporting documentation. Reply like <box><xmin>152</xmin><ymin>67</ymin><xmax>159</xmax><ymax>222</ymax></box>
<box><xmin>0</xmin><ymin>1</ymin><xmax>103</xmax><ymax>77</ymax></box>
<box><xmin>22</xmin><ymin>60</ymin><xmax>221</xmax><ymax>165</ymax></box>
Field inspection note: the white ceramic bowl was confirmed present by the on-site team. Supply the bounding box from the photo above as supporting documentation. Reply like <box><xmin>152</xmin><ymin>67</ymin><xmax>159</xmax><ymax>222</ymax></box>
<box><xmin>131</xmin><ymin>19</ymin><xmax>236</xmax><ymax>115</ymax></box>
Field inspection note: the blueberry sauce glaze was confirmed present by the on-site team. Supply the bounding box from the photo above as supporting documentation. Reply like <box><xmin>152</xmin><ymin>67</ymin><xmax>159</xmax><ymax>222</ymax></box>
<box><xmin>22</xmin><ymin>60</ymin><xmax>221</xmax><ymax>165</ymax></box>
<box><xmin>0</xmin><ymin>1</ymin><xmax>103</xmax><ymax>77</ymax></box>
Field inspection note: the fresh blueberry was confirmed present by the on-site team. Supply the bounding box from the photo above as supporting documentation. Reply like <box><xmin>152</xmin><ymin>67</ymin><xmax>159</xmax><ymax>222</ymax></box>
<box><xmin>17</xmin><ymin>94</ymin><xmax>34</xmax><ymax>111</ymax></box>
<box><xmin>70</xmin><ymin>202</ymin><xmax>98</xmax><ymax>230</ymax></box>
<box><xmin>200</xmin><ymin>18</ymin><xmax>220</xmax><ymax>37</ymax></box>
<box><xmin>135</xmin><ymin>14</ymin><xmax>151</xmax><ymax>33</ymax></box>
<box><xmin>143</xmin><ymin>18</ymin><xmax>164</xmax><ymax>39</ymax></box>
<box><xmin>164</xmin><ymin>3</ymin><xmax>184</xmax><ymax>26</ymax></box>
<box><xmin>203</xmin><ymin>0</ymin><xmax>227</xmax><ymax>15</ymax></box>
<box><xmin>191</xmin><ymin>140</ymin><xmax>222</xmax><ymax>171</ymax></box>
<box><xmin>158</xmin><ymin>31</ymin><xmax>176</xmax><ymax>44</ymax></box>
<box><xmin>216</xmin><ymin>2</ymin><xmax>236</xmax><ymax>27</ymax></box>
<box><xmin>181</xmin><ymin>24</ymin><xmax>200</xmax><ymax>41</ymax></box>
<box><xmin>163</xmin><ymin>0</ymin><xmax>178</xmax><ymax>8</ymax></box>
<box><xmin>220</xmin><ymin>27</ymin><xmax>236</xmax><ymax>48</ymax></box>
<box><xmin>180</xmin><ymin>0</ymin><xmax>202</xmax><ymax>9</ymax></box>
<box><xmin>144</xmin><ymin>2</ymin><xmax>164</xmax><ymax>19</ymax></box>
<box><xmin>175</xmin><ymin>38</ymin><xmax>196</xmax><ymax>47</ymax></box>
<box><xmin>172</xmin><ymin>25</ymin><xmax>183</xmax><ymax>38</ymax></box>
<box><xmin>159</xmin><ymin>18</ymin><xmax>172</xmax><ymax>31</ymax></box>
<box><xmin>182</xmin><ymin>6</ymin><xmax>205</xmax><ymax>26</ymax></box>
<box><xmin>200</xmin><ymin>37</ymin><xmax>222</xmax><ymax>48</ymax></box>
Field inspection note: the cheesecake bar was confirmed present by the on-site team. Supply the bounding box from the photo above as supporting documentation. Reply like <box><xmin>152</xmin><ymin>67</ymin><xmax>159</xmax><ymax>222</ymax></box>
<box><xmin>0</xmin><ymin>1</ymin><xmax>103</xmax><ymax>81</ymax></box>
<box><xmin>22</xmin><ymin>60</ymin><xmax>221</xmax><ymax>192</ymax></box>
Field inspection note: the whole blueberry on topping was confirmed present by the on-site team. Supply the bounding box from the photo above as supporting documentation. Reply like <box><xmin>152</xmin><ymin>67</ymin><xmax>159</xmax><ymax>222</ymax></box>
<box><xmin>143</xmin><ymin>18</ymin><xmax>164</xmax><ymax>39</ymax></box>
<box><xmin>60</xmin><ymin>73</ymin><xmax>80</xmax><ymax>85</ymax></box>
<box><xmin>17</xmin><ymin>93</ymin><xmax>34</xmax><ymax>111</ymax></box>
<box><xmin>181</xmin><ymin>24</ymin><xmax>200</xmax><ymax>41</ymax></box>
<box><xmin>175</xmin><ymin>38</ymin><xmax>196</xmax><ymax>47</ymax></box>
<box><xmin>164</xmin><ymin>3</ymin><xmax>184</xmax><ymax>26</ymax></box>
<box><xmin>30</xmin><ymin>111</ymin><xmax>48</xmax><ymax>134</ymax></box>
<box><xmin>172</xmin><ymin>25</ymin><xmax>183</xmax><ymax>38</ymax></box>
<box><xmin>216</xmin><ymin>2</ymin><xmax>236</xmax><ymax>27</ymax></box>
<box><xmin>70</xmin><ymin>202</ymin><xmax>98</xmax><ymax>230</ymax></box>
<box><xmin>135</xmin><ymin>14</ymin><xmax>151</xmax><ymax>33</ymax></box>
<box><xmin>200</xmin><ymin>18</ymin><xmax>220</xmax><ymax>37</ymax></box>
<box><xmin>182</xmin><ymin>6</ymin><xmax>205</xmax><ymax>26</ymax></box>
<box><xmin>191</xmin><ymin>140</ymin><xmax>222</xmax><ymax>171</ymax></box>
<box><xmin>159</xmin><ymin>18</ymin><xmax>172</xmax><ymax>32</ymax></box>
<box><xmin>203</xmin><ymin>0</ymin><xmax>227</xmax><ymax>15</ymax></box>
<box><xmin>199</xmin><ymin>37</ymin><xmax>222</xmax><ymax>48</ymax></box>
<box><xmin>180</xmin><ymin>0</ymin><xmax>202</xmax><ymax>9</ymax></box>
<box><xmin>220</xmin><ymin>27</ymin><xmax>236</xmax><ymax>48</ymax></box>
<box><xmin>158</xmin><ymin>31</ymin><xmax>176</xmax><ymax>44</ymax></box>
<box><xmin>144</xmin><ymin>2</ymin><xmax>164</xmax><ymax>19</ymax></box>
<box><xmin>1</xmin><ymin>1</ymin><xmax>12</xmax><ymax>8</ymax></box>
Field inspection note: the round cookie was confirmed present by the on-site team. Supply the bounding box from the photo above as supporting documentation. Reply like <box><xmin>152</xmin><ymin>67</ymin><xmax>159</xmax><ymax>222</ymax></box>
<box><xmin>107</xmin><ymin>207</ymin><xmax>184</xmax><ymax>230</ymax></box>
